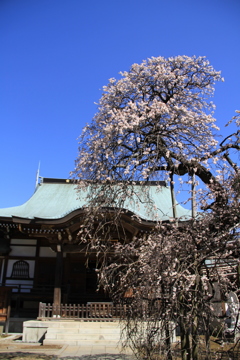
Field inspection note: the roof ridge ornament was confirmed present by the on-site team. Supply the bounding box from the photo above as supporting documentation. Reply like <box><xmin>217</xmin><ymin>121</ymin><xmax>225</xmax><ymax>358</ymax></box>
<box><xmin>35</xmin><ymin>161</ymin><xmax>41</xmax><ymax>191</ymax></box>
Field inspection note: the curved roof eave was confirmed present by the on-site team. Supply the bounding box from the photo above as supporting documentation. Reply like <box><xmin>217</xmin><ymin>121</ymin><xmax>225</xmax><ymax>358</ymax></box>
<box><xmin>0</xmin><ymin>178</ymin><xmax>192</xmax><ymax>224</ymax></box>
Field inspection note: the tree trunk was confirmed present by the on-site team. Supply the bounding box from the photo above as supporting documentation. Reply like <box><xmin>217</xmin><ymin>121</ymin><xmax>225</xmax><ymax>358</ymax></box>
<box><xmin>192</xmin><ymin>314</ymin><xmax>198</xmax><ymax>360</ymax></box>
<box><xmin>164</xmin><ymin>321</ymin><xmax>173</xmax><ymax>360</ymax></box>
<box><xmin>180</xmin><ymin>321</ymin><xmax>191</xmax><ymax>360</ymax></box>
<box><xmin>179</xmin><ymin>295</ymin><xmax>191</xmax><ymax>360</ymax></box>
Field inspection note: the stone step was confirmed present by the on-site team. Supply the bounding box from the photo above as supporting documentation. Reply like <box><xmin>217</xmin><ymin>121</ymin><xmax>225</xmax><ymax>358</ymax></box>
<box><xmin>44</xmin><ymin>321</ymin><xmax>119</xmax><ymax>329</ymax></box>
<box><xmin>23</xmin><ymin>320</ymin><xmax>125</xmax><ymax>344</ymax></box>
<box><xmin>45</xmin><ymin>332</ymin><xmax>120</xmax><ymax>341</ymax></box>
<box><xmin>46</xmin><ymin>327</ymin><xmax>121</xmax><ymax>335</ymax></box>
<box><xmin>45</xmin><ymin>323</ymin><xmax>120</xmax><ymax>331</ymax></box>
<box><xmin>43</xmin><ymin>320</ymin><xmax>123</xmax><ymax>346</ymax></box>
<box><xmin>43</xmin><ymin>338</ymin><xmax>122</xmax><ymax>347</ymax></box>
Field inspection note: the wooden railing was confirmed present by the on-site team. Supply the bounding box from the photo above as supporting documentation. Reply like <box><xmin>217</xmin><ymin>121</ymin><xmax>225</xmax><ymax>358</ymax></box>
<box><xmin>38</xmin><ymin>302</ymin><xmax>128</xmax><ymax>320</ymax></box>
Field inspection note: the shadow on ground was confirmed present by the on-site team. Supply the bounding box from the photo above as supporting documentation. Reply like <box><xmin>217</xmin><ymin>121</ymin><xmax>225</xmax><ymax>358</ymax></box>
<box><xmin>0</xmin><ymin>353</ymin><xmax>134</xmax><ymax>360</ymax></box>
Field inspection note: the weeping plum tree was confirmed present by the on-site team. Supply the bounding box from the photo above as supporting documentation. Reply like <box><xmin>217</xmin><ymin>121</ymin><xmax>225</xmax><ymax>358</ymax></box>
<box><xmin>73</xmin><ymin>56</ymin><xmax>240</xmax><ymax>360</ymax></box>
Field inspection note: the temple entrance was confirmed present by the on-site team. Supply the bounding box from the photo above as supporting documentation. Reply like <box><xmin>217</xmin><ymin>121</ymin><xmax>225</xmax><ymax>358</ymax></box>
<box><xmin>64</xmin><ymin>254</ymin><xmax>108</xmax><ymax>304</ymax></box>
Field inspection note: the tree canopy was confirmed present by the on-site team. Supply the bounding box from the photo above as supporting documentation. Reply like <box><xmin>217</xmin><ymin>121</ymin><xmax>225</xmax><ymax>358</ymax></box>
<box><xmin>74</xmin><ymin>56</ymin><xmax>235</xmax><ymax>184</ymax></box>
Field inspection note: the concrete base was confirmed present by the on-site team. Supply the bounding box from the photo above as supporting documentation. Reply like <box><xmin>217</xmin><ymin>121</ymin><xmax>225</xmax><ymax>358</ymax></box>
<box><xmin>23</xmin><ymin>320</ymin><xmax>49</xmax><ymax>342</ymax></box>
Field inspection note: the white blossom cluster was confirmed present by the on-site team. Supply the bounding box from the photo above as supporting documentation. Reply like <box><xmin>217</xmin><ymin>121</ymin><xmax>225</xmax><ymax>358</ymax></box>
<box><xmin>74</xmin><ymin>56</ymin><xmax>222</xmax><ymax>185</ymax></box>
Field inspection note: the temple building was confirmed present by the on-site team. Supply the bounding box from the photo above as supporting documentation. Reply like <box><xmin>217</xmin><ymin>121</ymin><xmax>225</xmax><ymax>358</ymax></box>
<box><xmin>0</xmin><ymin>177</ymin><xmax>191</xmax><ymax>321</ymax></box>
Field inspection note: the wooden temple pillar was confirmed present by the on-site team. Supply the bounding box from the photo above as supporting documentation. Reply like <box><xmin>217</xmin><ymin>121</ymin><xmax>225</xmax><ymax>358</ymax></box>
<box><xmin>53</xmin><ymin>240</ymin><xmax>63</xmax><ymax>312</ymax></box>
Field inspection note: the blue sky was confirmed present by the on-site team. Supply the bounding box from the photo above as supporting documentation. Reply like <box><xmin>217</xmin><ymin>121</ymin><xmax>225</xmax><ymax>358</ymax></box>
<box><xmin>0</xmin><ymin>0</ymin><xmax>239</xmax><ymax>208</ymax></box>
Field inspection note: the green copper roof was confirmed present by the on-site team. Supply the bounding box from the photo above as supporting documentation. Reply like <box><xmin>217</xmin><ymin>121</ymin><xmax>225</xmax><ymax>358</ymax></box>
<box><xmin>0</xmin><ymin>178</ymin><xmax>191</xmax><ymax>222</ymax></box>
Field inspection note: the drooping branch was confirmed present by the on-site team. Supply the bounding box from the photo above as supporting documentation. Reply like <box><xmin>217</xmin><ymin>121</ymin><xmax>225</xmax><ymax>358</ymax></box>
<box><xmin>223</xmin><ymin>152</ymin><xmax>239</xmax><ymax>174</ymax></box>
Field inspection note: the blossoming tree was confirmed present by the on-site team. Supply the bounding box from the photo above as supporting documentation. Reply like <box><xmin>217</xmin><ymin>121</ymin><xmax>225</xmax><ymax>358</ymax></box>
<box><xmin>74</xmin><ymin>56</ymin><xmax>240</xmax><ymax>360</ymax></box>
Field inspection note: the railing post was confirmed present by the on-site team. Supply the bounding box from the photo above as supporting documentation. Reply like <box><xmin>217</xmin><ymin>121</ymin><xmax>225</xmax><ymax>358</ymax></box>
<box><xmin>38</xmin><ymin>302</ymin><xmax>46</xmax><ymax>318</ymax></box>
<box><xmin>47</xmin><ymin>303</ymin><xmax>51</xmax><ymax>317</ymax></box>
<box><xmin>38</xmin><ymin>302</ymin><xmax>42</xmax><ymax>317</ymax></box>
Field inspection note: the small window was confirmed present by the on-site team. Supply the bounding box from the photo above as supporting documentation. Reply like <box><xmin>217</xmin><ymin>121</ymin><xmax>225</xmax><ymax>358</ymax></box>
<box><xmin>11</xmin><ymin>260</ymin><xmax>29</xmax><ymax>279</ymax></box>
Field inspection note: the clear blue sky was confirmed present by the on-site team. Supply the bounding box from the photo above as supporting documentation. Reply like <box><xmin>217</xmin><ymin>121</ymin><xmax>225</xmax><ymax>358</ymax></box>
<box><xmin>0</xmin><ymin>0</ymin><xmax>239</xmax><ymax>208</ymax></box>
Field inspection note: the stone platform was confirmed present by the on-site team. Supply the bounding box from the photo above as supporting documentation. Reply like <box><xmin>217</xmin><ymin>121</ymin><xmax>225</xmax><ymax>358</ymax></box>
<box><xmin>23</xmin><ymin>320</ymin><xmax>129</xmax><ymax>351</ymax></box>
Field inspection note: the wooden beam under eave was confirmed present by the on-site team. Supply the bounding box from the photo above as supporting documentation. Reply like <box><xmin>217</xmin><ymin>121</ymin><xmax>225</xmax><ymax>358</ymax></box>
<box><xmin>119</xmin><ymin>217</ymin><xmax>141</xmax><ymax>235</ymax></box>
